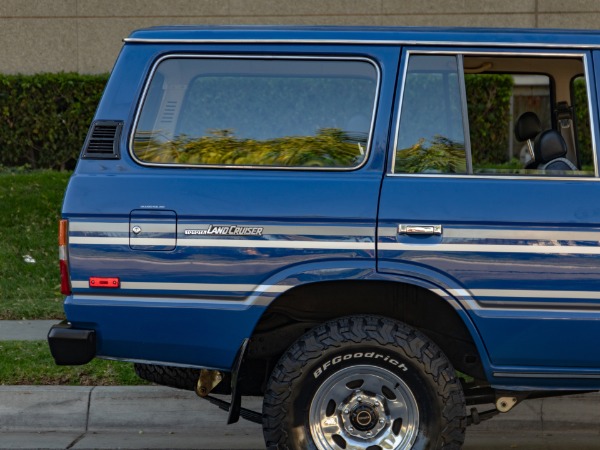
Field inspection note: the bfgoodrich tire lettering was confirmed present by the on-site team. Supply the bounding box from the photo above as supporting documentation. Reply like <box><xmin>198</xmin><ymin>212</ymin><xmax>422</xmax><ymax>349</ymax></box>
<box><xmin>262</xmin><ymin>315</ymin><xmax>466</xmax><ymax>450</ymax></box>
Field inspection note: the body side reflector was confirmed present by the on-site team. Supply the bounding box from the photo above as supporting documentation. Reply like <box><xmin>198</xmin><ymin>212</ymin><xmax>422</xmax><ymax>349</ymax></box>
<box><xmin>89</xmin><ymin>277</ymin><xmax>120</xmax><ymax>288</ymax></box>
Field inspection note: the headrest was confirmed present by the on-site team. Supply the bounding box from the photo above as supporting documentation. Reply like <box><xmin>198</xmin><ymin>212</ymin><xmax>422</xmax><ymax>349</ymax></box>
<box><xmin>534</xmin><ymin>129</ymin><xmax>567</xmax><ymax>163</ymax></box>
<box><xmin>514</xmin><ymin>112</ymin><xmax>542</xmax><ymax>142</ymax></box>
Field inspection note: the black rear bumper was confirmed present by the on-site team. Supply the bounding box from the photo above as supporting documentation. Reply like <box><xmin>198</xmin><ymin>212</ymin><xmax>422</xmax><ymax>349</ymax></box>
<box><xmin>47</xmin><ymin>321</ymin><xmax>96</xmax><ymax>365</ymax></box>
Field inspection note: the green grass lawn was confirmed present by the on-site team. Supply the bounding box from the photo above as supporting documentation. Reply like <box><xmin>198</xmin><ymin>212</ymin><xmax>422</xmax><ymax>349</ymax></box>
<box><xmin>0</xmin><ymin>170</ymin><xmax>70</xmax><ymax>319</ymax></box>
<box><xmin>0</xmin><ymin>171</ymin><xmax>145</xmax><ymax>386</ymax></box>
<box><xmin>0</xmin><ymin>341</ymin><xmax>146</xmax><ymax>385</ymax></box>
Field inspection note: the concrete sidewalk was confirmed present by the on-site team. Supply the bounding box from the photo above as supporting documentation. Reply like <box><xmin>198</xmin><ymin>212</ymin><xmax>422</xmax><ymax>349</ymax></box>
<box><xmin>0</xmin><ymin>386</ymin><xmax>599</xmax><ymax>449</ymax></box>
<box><xmin>1</xmin><ymin>430</ymin><xmax>600</xmax><ymax>450</ymax></box>
<box><xmin>0</xmin><ymin>386</ymin><xmax>263</xmax><ymax>449</ymax></box>
<box><xmin>1</xmin><ymin>385</ymin><xmax>599</xmax><ymax>433</ymax></box>
<box><xmin>0</xmin><ymin>320</ymin><xmax>59</xmax><ymax>341</ymax></box>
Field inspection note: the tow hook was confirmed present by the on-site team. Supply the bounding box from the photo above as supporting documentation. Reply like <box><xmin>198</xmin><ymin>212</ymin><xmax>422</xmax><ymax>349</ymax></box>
<box><xmin>195</xmin><ymin>369</ymin><xmax>223</xmax><ymax>397</ymax></box>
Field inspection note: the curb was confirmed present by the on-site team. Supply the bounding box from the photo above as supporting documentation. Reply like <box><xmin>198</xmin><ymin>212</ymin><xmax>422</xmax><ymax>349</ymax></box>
<box><xmin>0</xmin><ymin>386</ymin><xmax>598</xmax><ymax>433</ymax></box>
<box><xmin>473</xmin><ymin>391</ymin><xmax>600</xmax><ymax>433</ymax></box>
<box><xmin>0</xmin><ymin>386</ymin><xmax>261</xmax><ymax>433</ymax></box>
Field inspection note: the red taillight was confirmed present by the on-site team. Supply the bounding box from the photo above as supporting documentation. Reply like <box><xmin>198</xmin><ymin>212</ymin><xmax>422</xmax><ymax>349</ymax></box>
<box><xmin>60</xmin><ymin>260</ymin><xmax>71</xmax><ymax>295</ymax></box>
<box><xmin>59</xmin><ymin>220</ymin><xmax>71</xmax><ymax>295</ymax></box>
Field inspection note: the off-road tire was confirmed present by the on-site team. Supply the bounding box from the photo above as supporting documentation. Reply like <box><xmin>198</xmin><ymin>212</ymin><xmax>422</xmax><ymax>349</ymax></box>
<box><xmin>262</xmin><ymin>315</ymin><xmax>466</xmax><ymax>450</ymax></box>
<box><xmin>134</xmin><ymin>363</ymin><xmax>199</xmax><ymax>391</ymax></box>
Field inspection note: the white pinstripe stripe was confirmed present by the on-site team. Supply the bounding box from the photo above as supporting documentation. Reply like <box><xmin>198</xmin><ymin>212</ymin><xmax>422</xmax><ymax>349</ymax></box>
<box><xmin>73</xmin><ymin>281</ymin><xmax>600</xmax><ymax>301</ymax></box>
<box><xmin>70</xmin><ymin>222</ymin><xmax>373</xmax><ymax>237</ymax></box>
<box><xmin>471</xmin><ymin>289</ymin><xmax>600</xmax><ymax>300</ymax></box>
<box><xmin>72</xmin><ymin>280</ymin><xmax>291</xmax><ymax>293</ymax></box>
<box><xmin>430</xmin><ymin>288</ymin><xmax>600</xmax><ymax>315</ymax></box>
<box><xmin>71</xmin><ymin>236</ymin><xmax>600</xmax><ymax>253</ymax></box>
<box><xmin>379</xmin><ymin>242</ymin><xmax>600</xmax><ymax>255</ymax></box>
<box><xmin>71</xmin><ymin>237</ymin><xmax>129</xmax><ymax>245</ymax></box>
<box><xmin>70</xmin><ymin>236</ymin><xmax>374</xmax><ymax>250</ymax></box>
<box><xmin>70</xmin><ymin>222</ymin><xmax>129</xmax><ymax>232</ymax></box>
<box><xmin>71</xmin><ymin>282</ymin><xmax>600</xmax><ymax>311</ymax></box>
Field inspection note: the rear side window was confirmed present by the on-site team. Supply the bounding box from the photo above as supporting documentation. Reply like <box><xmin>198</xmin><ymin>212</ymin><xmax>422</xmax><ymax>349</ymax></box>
<box><xmin>132</xmin><ymin>57</ymin><xmax>379</xmax><ymax>169</ymax></box>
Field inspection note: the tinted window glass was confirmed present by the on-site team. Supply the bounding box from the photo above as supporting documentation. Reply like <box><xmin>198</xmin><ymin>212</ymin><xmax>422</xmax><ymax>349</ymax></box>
<box><xmin>467</xmin><ymin>73</ymin><xmax>551</xmax><ymax>174</ymax></box>
<box><xmin>395</xmin><ymin>53</ymin><xmax>594</xmax><ymax>177</ymax></box>
<box><xmin>572</xmin><ymin>75</ymin><xmax>594</xmax><ymax>171</ymax></box>
<box><xmin>133</xmin><ymin>58</ymin><xmax>378</xmax><ymax>168</ymax></box>
<box><xmin>395</xmin><ymin>55</ymin><xmax>467</xmax><ymax>174</ymax></box>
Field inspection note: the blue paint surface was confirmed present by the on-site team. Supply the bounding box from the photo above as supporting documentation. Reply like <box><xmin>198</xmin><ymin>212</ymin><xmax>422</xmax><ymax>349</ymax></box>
<box><xmin>60</xmin><ymin>26</ymin><xmax>600</xmax><ymax>390</ymax></box>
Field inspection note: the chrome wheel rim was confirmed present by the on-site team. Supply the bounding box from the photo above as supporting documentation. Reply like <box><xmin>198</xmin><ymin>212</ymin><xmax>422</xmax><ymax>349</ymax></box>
<box><xmin>309</xmin><ymin>364</ymin><xmax>419</xmax><ymax>450</ymax></box>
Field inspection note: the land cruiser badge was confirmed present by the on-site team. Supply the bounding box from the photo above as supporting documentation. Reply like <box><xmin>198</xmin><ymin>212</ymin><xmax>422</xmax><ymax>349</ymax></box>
<box><xmin>184</xmin><ymin>225</ymin><xmax>264</xmax><ymax>236</ymax></box>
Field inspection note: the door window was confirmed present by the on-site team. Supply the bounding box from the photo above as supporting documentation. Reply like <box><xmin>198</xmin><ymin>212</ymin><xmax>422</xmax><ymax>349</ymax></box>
<box><xmin>395</xmin><ymin>55</ymin><xmax>467</xmax><ymax>174</ymax></box>
<box><xmin>394</xmin><ymin>52</ymin><xmax>595</xmax><ymax>177</ymax></box>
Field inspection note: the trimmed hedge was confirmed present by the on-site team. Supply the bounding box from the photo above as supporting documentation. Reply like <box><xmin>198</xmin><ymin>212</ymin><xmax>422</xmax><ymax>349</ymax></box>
<box><xmin>0</xmin><ymin>73</ymin><xmax>108</xmax><ymax>170</ymax></box>
<box><xmin>465</xmin><ymin>74</ymin><xmax>513</xmax><ymax>165</ymax></box>
<box><xmin>573</xmin><ymin>77</ymin><xmax>593</xmax><ymax>168</ymax></box>
<box><xmin>0</xmin><ymin>72</ymin><xmax>589</xmax><ymax>170</ymax></box>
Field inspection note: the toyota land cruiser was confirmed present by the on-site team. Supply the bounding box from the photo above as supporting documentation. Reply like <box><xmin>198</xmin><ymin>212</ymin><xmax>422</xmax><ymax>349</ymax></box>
<box><xmin>49</xmin><ymin>26</ymin><xmax>600</xmax><ymax>449</ymax></box>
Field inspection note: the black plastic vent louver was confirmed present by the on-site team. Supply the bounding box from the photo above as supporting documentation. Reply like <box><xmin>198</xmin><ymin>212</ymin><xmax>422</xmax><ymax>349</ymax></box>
<box><xmin>81</xmin><ymin>120</ymin><xmax>123</xmax><ymax>160</ymax></box>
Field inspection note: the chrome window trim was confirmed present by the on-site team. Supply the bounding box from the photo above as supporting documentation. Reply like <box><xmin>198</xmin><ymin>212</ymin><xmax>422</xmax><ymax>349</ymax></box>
<box><xmin>129</xmin><ymin>54</ymin><xmax>381</xmax><ymax>171</ymax></box>
<box><xmin>124</xmin><ymin>37</ymin><xmax>600</xmax><ymax>50</ymax></box>
<box><xmin>391</xmin><ymin>49</ymin><xmax>599</xmax><ymax>180</ymax></box>
<box><xmin>391</xmin><ymin>51</ymin><xmax>411</xmax><ymax>173</ymax></box>
<box><xmin>385</xmin><ymin>173</ymin><xmax>600</xmax><ymax>181</ymax></box>
<box><xmin>457</xmin><ymin>54</ymin><xmax>473</xmax><ymax>174</ymax></box>
<box><xmin>583</xmin><ymin>53</ymin><xmax>599</xmax><ymax>175</ymax></box>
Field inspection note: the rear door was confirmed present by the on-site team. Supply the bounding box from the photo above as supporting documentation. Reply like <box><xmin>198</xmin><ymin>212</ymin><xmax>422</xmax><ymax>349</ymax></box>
<box><xmin>377</xmin><ymin>48</ymin><xmax>600</xmax><ymax>382</ymax></box>
<box><xmin>66</xmin><ymin>45</ymin><xmax>400</xmax><ymax>369</ymax></box>
<box><xmin>128</xmin><ymin>51</ymin><xmax>392</xmax><ymax>298</ymax></box>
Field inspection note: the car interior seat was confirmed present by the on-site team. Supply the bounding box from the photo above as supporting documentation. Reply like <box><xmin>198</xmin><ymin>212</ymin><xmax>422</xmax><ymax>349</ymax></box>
<box><xmin>514</xmin><ymin>112</ymin><xmax>542</xmax><ymax>168</ymax></box>
<box><xmin>533</xmin><ymin>129</ymin><xmax>578</xmax><ymax>171</ymax></box>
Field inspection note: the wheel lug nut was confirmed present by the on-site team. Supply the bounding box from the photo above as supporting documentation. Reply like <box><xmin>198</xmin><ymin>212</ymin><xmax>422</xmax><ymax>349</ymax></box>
<box><xmin>357</xmin><ymin>396</ymin><xmax>363</xmax><ymax>402</ymax></box>
<box><xmin>367</xmin><ymin>431</ymin><xmax>372</xmax><ymax>436</ymax></box>
<box><xmin>343</xmin><ymin>409</ymin><xmax>349</xmax><ymax>415</ymax></box>
<box><xmin>374</xmin><ymin>401</ymin><xmax>380</xmax><ymax>407</ymax></box>
<box><xmin>348</xmin><ymin>426</ymin><xmax>354</xmax><ymax>432</ymax></box>
<box><xmin>379</xmin><ymin>418</ymin><xmax>385</xmax><ymax>424</ymax></box>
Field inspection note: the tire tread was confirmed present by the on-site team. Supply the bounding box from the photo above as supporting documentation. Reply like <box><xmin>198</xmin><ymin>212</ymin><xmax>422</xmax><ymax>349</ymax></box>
<box><xmin>262</xmin><ymin>315</ymin><xmax>466</xmax><ymax>449</ymax></box>
<box><xmin>134</xmin><ymin>363</ymin><xmax>199</xmax><ymax>391</ymax></box>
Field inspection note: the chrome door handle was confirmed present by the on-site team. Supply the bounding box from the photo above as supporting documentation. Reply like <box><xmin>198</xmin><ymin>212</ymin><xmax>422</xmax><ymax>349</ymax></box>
<box><xmin>398</xmin><ymin>224</ymin><xmax>443</xmax><ymax>236</ymax></box>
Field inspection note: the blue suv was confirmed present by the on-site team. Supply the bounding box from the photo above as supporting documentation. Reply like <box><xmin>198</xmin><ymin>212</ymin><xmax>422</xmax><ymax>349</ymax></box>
<box><xmin>49</xmin><ymin>26</ymin><xmax>600</xmax><ymax>449</ymax></box>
